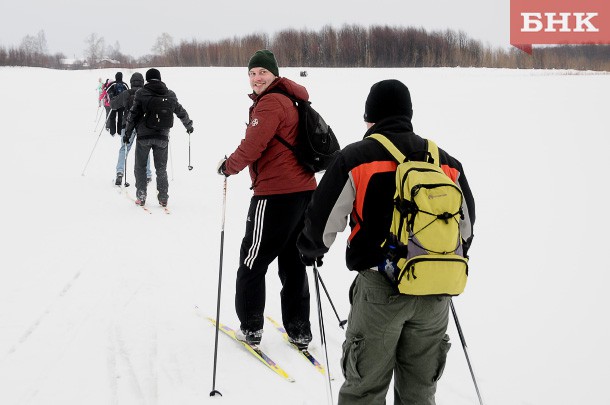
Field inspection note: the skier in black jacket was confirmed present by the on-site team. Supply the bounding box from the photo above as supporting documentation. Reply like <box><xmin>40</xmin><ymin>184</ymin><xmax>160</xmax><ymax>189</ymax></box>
<box><xmin>124</xmin><ymin>68</ymin><xmax>193</xmax><ymax>207</ymax></box>
<box><xmin>105</xmin><ymin>72</ymin><xmax>128</xmax><ymax>136</ymax></box>
<box><xmin>297</xmin><ymin>79</ymin><xmax>475</xmax><ymax>404</ymax></box>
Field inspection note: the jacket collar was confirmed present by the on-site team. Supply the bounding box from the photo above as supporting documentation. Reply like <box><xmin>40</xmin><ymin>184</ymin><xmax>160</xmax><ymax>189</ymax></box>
<box><xmin>363</xmin><ymin>115</ymin><xmax>414</xmax><ymax>139</ymax></box>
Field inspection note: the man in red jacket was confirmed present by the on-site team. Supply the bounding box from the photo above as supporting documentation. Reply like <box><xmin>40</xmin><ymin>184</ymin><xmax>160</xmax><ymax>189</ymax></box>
<box><xmin>217</xmin><ymin>50</ymin><xmax>315</xmax><ymax>349</ymax></box>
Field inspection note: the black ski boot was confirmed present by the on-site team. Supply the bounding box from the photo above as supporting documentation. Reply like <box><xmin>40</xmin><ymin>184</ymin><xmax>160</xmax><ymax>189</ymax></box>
<box><xmin>115</xmin><ymin>173</ymin><xmax>123</xmax><ymax>186</ymax></box>
<box><xmin>135</xmin><ymin>190</ymin><xmax>146</xmax><ymax>206</ymax></box>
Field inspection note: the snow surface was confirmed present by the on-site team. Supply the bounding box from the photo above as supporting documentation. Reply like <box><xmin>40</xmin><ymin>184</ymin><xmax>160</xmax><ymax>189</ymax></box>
<box><xmin>1</xmin><ymin>66</ymin><xmax>608</xmax><ymax>404</ymax></box>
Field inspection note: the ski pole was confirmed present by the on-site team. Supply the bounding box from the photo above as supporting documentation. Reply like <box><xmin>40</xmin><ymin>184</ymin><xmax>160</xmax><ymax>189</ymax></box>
<box><xmin>81</xmin><ymin>132</ymin><xmax>103</xmax><ymax>176</ymax></box>
<box><xmin>450</xmin><ymin>299</ymin><xmax>485</xmax><ymax>405</ymax></box>
<box><xmin>94</xmin><ymin>105</ymin><xmax>102</xmax><ymax>124</ymax></box>
<box><xmin>316</xmin><ymin>271</ymin><xmax>347</xmax><ymax>329</ymax></box>
<box><xmin>94</xmin><ymin>107</ymin><xmax>111</xmax><ymax>134</ymax></box>
<box><xmin>313</xmin><ymin>263</ymin><xmax>334</xmax><ymax>405</ymax></box>
<box><xmin>123</xmin><ymin>134</ymin><xmax>130</xmax><ymax>187</ymax></box>
<box><xmin>187</xmin><ymin>131</ymin><xmax>193</xmax><ymax>171</ymax></box>
<box><xmin>210</xmin><ymin>177</ymin><xmax>228</xmax><ymax>398</ymax></box>
<box><xmin>82</xmin><ymin>112</ymin><xmax>114</xmax><ymax>176</ymax></box>
<box><xmin>93</xmin><ymin>109</ymin><xmax>102</xmax><ymax>132</ymax></box>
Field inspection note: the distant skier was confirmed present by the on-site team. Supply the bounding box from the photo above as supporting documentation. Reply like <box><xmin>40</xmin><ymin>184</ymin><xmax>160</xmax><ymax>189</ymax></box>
<box><xmin>96</xmin><ymin>77</ymin><xmax>104</xmax><ymax>107</ymax></box>
<box><xmin>99</xmin><ymin>79</ymin><xmax>111</xmax><ymax>129</ymax></box>
<box><xmin>104</xmin><ymin>72</ymin><xmax>129</xmax><ymax>136</ymax></box>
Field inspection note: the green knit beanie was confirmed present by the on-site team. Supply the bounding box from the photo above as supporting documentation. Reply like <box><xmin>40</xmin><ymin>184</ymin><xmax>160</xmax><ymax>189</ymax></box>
<box><xmin>247</xmin><ymin>50</ymin><xmax>279</xmax><ymax>77</ymax></box>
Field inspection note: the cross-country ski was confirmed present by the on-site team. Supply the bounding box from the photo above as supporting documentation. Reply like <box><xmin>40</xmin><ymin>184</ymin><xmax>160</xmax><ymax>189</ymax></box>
<box><xmin>207</xmin><ymin>317</ymin><xmax>295</xmax><ymax>383</ymax></box>
<box><xmin>266</xmin><ymin>316</ymin><xmax>327</xmax><ymax>376</ymax></box>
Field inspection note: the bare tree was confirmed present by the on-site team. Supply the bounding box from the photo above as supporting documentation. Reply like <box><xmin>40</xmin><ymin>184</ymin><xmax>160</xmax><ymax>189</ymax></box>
<box><xmin>0</xmin><ymin>46</ymin><xmax>7</xmax><ymax>65</ymax></box>
<box><xmin>107</xmin><ymin>41</ymin><xmax>122</xmax><ymax>60</ymax></box>
<box><xmin>151</xmin><ymin>33</ymin><xmax>176</xmax><ymax>66</ymax></box>
<box><xmin>17</xmin><ymin>30</ymin><xmax>49</xmax><ymax>66</ymax></box>
<box><xmin>20</xmin><ymin>30</ymin><xmax>47</xmax><ymax>54</ymax></box>
<box><xmin>239</xmin><ymin>33</ymin><xmax>269</xmax><ymax>65</ymax></box>
<box><xmin>152</xmin><ymin>33</ymin><xmax>174</xmax><ymax>56</ymax></box>
<box><xmin>84</xmin><ymin>33</ymin><xmax>105</xmax><ymax>66</ymax></box>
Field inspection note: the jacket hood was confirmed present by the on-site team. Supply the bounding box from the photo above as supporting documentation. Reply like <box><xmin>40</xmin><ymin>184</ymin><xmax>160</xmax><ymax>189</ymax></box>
<box><xmin>130</xmin><ymin>72</ymin><xmax>144</xmax><ymax>88</ymax></box>
<box><xmin>143</xmin><ymin>80</ymin><xmax>169</xmax><ymax>95</ymax></box>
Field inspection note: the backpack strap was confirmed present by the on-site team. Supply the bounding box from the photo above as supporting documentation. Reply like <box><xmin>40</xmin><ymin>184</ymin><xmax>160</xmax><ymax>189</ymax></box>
<box><xmin>370</xmin><ymin>133</ymin><xmax>441</xmax><ymax>167</ymax></box>
<box><xmin>368</xmin><ymin>133</ymin><xmax>406</xmax><ymax>163</ymax></box>
<box><xmin>426</xmin><ymin>139</ymin><xmax>440</xmax><ymax>167</ymax></box>
<box><xmin>262</xmin><ymin>88</ymin><xmax>300</xmax><ymax>152</ymax></box>
<box><xmin>274</xmin><ymin>134</ymin><xmax>295</xmax><ymax>152</ymax></box>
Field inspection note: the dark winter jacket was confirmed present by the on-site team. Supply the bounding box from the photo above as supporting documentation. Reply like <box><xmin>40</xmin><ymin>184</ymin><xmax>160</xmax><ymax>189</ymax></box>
<box><xmin>110</xmin><ymin>73</ymin><xmax>144</xmax><ymax>129</ymax></box>
<box><xmin>224</xmin><ymin>77</ymin><xmax>317</xmax><ymax>196</ymax></box>
<box><xmin>297</xmin><ymin>116</ymin><xmax>475</xmax><ymax>271</ymax></box>
<box><xmin>105</xmin><ymin>80</ymin><xmax>129</xmax><ymax>134</ymax></box>
<box><xmin>125</xmin><ymin>80</ymin><xmax>192</xmax><ymax>141</ymax></box>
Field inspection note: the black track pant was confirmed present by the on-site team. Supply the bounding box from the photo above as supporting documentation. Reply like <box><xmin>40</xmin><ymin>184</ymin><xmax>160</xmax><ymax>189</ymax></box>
<box><xmin>106</xmin><ymin>108</ymin><xmax>117</xmax><ymax>135</ymax></box>
<box><xmin>235</xmin><ymin>190</ymin><xmax>313</xmax><ymax>338</ymax></box>
<box><xmin>134</xmin><ymin>138</ymin><xmax>169</xmax><ymax>201</ymax></box>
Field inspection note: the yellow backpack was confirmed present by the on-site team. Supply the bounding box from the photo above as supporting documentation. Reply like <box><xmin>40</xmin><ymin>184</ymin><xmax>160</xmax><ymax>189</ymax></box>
<box><xmin>369</xmin><ymin>134</ymin><xmax>468</xmax><ymax>295</ymax></box>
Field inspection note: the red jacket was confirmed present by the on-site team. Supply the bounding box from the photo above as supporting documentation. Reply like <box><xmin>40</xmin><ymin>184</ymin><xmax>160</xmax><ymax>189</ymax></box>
<box><xmin>99</xmin><ymin>82</ymin><xmax>110</xmax><ymax>107</ymax></box>
<box><xmin>224</xmin><ymin>77</ymin><xmax>317</xmax><ymax>196</ymax></box>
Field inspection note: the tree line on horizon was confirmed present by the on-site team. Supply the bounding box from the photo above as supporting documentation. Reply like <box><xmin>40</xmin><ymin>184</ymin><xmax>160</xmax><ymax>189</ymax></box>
<box><xmin>1</xmin><ymin>25</ymin><xmax>608</xmax><ymax>72</ymax></box>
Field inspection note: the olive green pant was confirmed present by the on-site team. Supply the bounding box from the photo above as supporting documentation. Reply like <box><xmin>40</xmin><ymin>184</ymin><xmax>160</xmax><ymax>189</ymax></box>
<box><xmin>338</xmin><ymin>270</ymin><xmax>451</xmax><ymax>405</ymax></box>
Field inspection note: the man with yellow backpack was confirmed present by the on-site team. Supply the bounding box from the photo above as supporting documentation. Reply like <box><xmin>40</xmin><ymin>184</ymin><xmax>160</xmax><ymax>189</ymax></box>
<box><xmin>297</xmin><ymin>79</ymin><xmax>475</xmax><ymax>404</ymax></box>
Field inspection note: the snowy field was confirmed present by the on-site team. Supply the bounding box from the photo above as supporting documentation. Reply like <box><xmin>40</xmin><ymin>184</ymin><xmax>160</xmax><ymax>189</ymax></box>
<box><xmin>0</xmin><ymin>65</ymin><xmax>608</xmax><ymax>404</ymax></box>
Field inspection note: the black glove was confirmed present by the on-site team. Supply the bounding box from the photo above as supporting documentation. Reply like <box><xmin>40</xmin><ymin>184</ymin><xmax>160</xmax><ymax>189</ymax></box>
<box><xmin>186</xmin><ymin>121</ymin><xmax>194</xmax><ymax>134</ymax></box>
<box><xmin>123</xmin><ymin>132</ymin><xmax>131</xmax><ymax>144</ymax></box>
<box><xmin>217</xmin><ymin>157</ymin><xmax>228</xmax><ymax>177</ymax></box>
<box><xmin>300</xmin><ymin>254</ymin><xmax>324</xmax><ymax>267</ymax></box>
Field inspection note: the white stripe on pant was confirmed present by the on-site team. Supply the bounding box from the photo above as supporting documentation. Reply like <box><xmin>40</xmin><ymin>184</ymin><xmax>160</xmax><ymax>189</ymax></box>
<box><xmin>244</xmin><ymin>199</ymin><xmax>267</xmax><ymax>269</ymax></box>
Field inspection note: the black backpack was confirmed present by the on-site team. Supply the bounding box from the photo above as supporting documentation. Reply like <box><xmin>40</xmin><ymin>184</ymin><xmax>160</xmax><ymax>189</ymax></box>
<box><xmin>126</xmin><ymin>88</ymin><xmax>137</xmax><ymax>111</ymax></box>
<box><xmin>143</xmin><ymin>96</ymin><xmax>174</xmax><ymax>130</ymax></box>
<box><xmin>267</xmin><ymin>89</ymin><xmax>340</xmax><ymax>172</ymax></box>
<box><xmin>108</xmin><ymin>82</ymin><xmax>128</xmax><ymax>100</ymax></box>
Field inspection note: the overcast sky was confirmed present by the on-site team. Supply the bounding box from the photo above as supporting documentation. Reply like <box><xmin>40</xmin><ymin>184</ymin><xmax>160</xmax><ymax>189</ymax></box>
<box><xmin>1</xmin><ymin>0</ymin><xmax>508</xmax><ymax>58</ymax></box>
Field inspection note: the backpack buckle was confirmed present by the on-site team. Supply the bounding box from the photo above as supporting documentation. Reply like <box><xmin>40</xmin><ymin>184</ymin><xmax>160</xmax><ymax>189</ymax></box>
<box><xmin>437</xmin><ymin>212</ymin><xmax>453</xmax><ymax>224</ymax></box>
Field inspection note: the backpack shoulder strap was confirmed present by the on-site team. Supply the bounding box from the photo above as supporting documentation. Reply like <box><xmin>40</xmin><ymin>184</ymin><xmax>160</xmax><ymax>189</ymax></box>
<box><xmin>265</xmin><ymin>88</ymin><xmax>299</xmax><ymax>150</ymax></box>
<box><xmin>274</xmin><ymin>134</ymin><xmax>295</xmax><ymax>151</ymax></box>
<box><xmin>371</xmin><ymin>133</ymin><xmax>441</xmax><ymax>167</ymax></box>
<box><xmin>426</xmin><ymin>139</ymin><xmax>440</xmax><ymax>167</ymax></box>
<box><xmin>266</xmin><ymin>87</ymin><xmax>298</xmax><ymax>103</ymax></box>
<box><xmin>368</xmin><ymin>133</ymin><xmax>406</xmax><ymax>163</ymax></box>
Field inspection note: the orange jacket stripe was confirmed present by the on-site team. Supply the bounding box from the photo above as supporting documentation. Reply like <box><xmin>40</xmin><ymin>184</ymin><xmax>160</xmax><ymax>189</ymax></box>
<box><xmin>348</xmin><ymin>161</ymin><xmax>397</xmax><ymax>242</ymax></box>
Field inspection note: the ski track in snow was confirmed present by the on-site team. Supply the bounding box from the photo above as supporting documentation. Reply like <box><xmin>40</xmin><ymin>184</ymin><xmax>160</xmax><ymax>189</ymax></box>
<box><xmin>107</xmin><ymin>279</ymin><xmax>161</xmax><ymax>405</ymax></box>
<box><xmin>107</xmin><ymin>326</ymin><xmax>119</xmax><ymax>405</ymax></box>
<box><xmin>10</xmin><ymin>271</ymin><xmax>112</xmax><ymax>403</ymax></box>
<box><xmin>1</xmin><ymin>269</ymin><xmax>83</xmax><ymax>361</ymax></box>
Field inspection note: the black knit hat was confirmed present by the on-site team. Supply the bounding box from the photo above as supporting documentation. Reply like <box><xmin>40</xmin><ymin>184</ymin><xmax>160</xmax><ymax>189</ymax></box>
<box><xmin>248</xmin><ymin>50</ymin><xmax>279</xmax><ymax>77</ymax></box>
<box><xmin>115</xmin><ymin>71</ymin><xmax>123</xmax><ymax>81</ymax></box>
<box><xmin>146</xmin><ymin>68</ymin><xmax>161</xmax><ymax>82</ymax></box>
<box><xmin>363</xmin><ymin>79</ymin><xmax>413</xmax><ymax>123</ymax></box>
